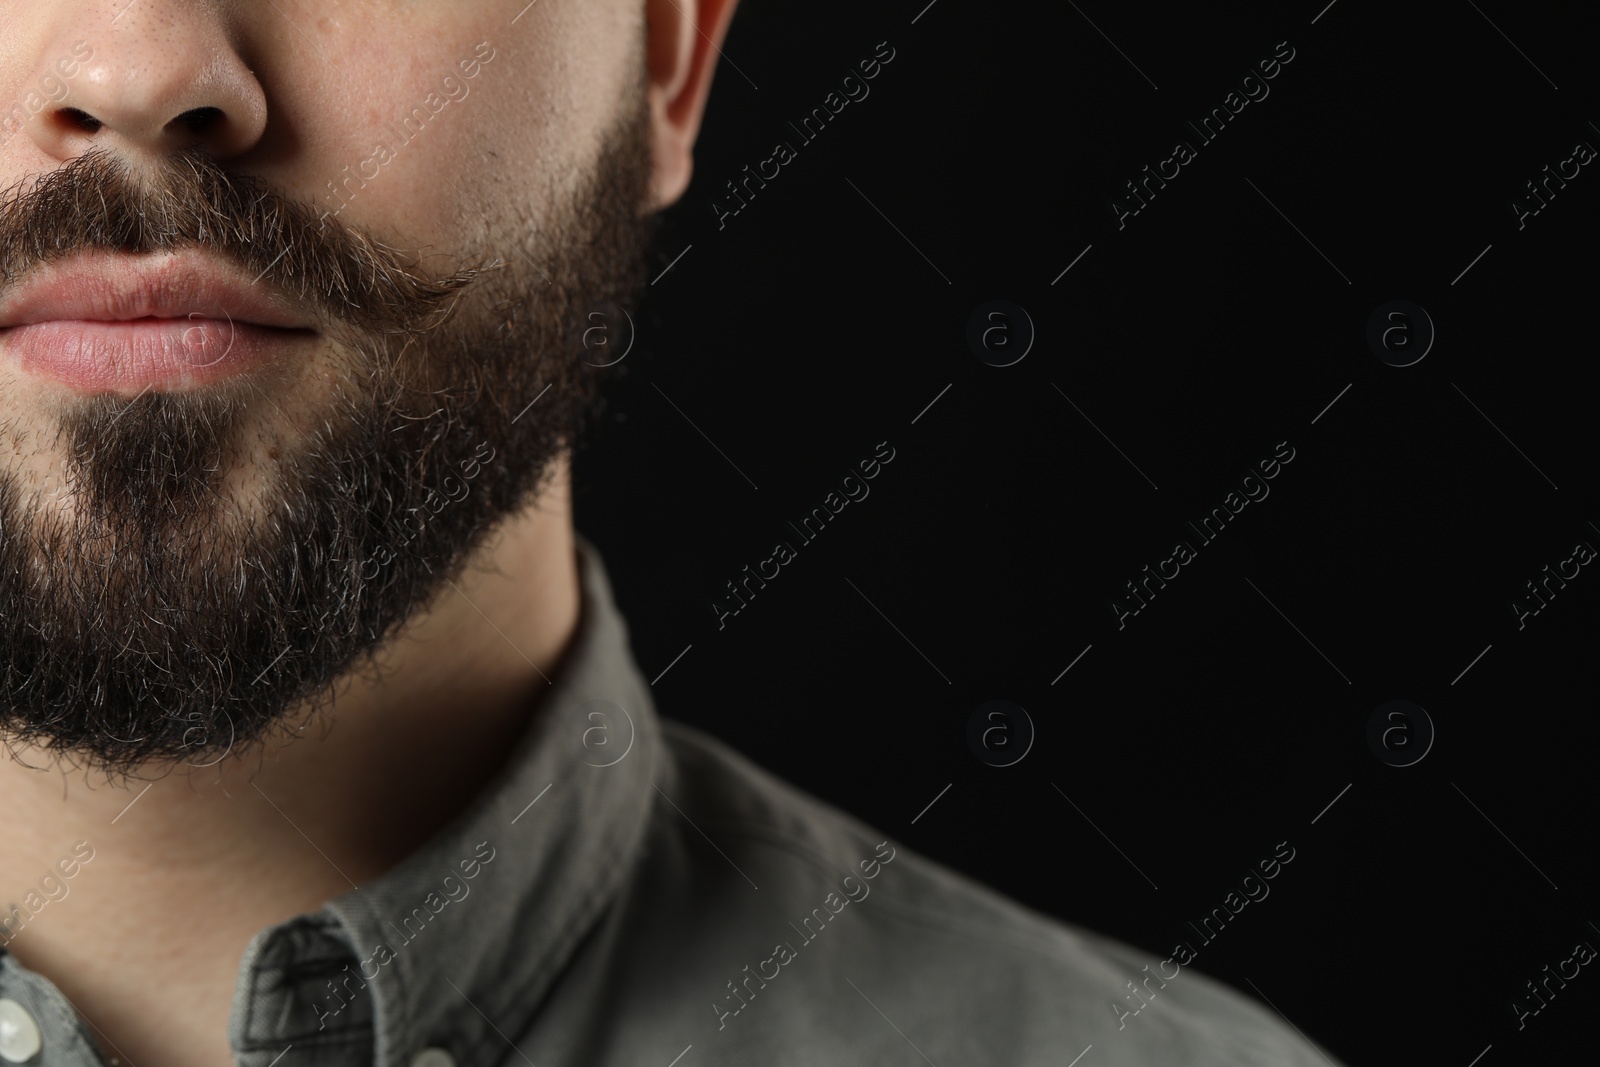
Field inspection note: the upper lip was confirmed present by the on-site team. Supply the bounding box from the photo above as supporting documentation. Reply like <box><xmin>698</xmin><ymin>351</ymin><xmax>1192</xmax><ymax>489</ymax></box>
<box><xmin>0</xmin><ymin>250</ymin><xmax>315</xmax><ymax>330</ymax></box>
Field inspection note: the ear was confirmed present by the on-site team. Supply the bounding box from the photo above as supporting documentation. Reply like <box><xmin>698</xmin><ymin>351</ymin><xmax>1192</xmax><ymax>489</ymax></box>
<box><xmin>645</xmin><ymin>0</ymin><xmax>741</xmax><ymax>210</ymax></box>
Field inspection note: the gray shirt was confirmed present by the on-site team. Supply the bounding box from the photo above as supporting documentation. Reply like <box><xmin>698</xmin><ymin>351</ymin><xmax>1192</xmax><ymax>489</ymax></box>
<box><xmin>0</xmin><ymin>539</ymin><xmax>1345</xmax><ymax>1066</ymax></box>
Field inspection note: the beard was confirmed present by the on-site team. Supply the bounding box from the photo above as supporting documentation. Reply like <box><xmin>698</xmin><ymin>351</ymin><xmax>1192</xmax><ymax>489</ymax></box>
<box><xmin>0</xmin><ymin>88</ymin><xmax>655</xmax><ymax>775</ymax></box>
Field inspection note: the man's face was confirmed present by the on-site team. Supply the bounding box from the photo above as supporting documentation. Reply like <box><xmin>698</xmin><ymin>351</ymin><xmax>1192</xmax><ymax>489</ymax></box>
<box><xmin>0</xmin><ymin>1</ymin><xmax>658</xmax><ymax>773</ymax></box>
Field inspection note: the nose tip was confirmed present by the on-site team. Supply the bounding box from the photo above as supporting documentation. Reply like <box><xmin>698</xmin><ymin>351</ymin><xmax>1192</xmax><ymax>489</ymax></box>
<box><xmin>26</xmin><ymin>15</ymin><xmax>268</xmax><ymax>163</ymax></box>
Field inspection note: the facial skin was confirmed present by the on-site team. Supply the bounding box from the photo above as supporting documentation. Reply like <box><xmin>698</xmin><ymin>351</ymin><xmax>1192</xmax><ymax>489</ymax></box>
<box><xmin>0</xmin><ymin>3</ymin><xmax>737</xmax><ymax>1064</ymax></box>
<box><xmin>0</xmin><ymin>0</ymin><xmax>731</xmax><ymax>773</ymax></box>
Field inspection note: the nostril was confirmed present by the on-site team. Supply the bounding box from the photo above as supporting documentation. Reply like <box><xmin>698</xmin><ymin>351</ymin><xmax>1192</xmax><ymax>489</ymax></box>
<box><xmin>58</xmin><ymin>107</ymin><xmax>103</xmax><ymax>133</ymax></box>
<box><xmin>171</xmin><ymin>106</ymin><xmax>224</xmax><ymax>135</ymax></box>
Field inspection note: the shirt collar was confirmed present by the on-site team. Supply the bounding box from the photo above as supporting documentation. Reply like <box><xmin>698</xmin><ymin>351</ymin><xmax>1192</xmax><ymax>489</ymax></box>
<box><xmin>229</xmin><ymin>535</ymin><xmax>662</xmax><ymax>1067</ymax></box>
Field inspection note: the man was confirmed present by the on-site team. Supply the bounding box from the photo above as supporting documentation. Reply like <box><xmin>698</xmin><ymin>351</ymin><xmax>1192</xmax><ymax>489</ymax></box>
<box><xmin>0</xmin><ymin>2</ymin><xmax>1343</xmax><ymax>1065</ymax></box>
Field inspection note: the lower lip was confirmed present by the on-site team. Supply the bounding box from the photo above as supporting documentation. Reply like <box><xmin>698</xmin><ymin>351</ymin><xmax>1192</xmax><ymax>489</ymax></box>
<box><xmin>1</xmin><ymin>318</ymin><xmax>314</xmax><ymax>393</ymax></box>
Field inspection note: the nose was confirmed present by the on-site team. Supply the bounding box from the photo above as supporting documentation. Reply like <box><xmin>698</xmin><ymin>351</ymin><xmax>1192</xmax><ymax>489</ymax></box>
<box><xmin>23</xmin><ymin>5</ymin><xmax>268</xmax><ymax>163</ymax></box>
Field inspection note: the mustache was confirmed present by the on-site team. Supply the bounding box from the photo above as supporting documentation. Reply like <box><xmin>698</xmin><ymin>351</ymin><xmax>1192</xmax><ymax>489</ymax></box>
<box><xmin>0</xmin><ymin>147</ymin><xmax>490</xmax><ymax>335</ymax></box>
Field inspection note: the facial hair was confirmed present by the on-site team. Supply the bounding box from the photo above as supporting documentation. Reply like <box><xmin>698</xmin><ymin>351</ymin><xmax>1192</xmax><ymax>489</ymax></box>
<box><xmin>0</xmin><ymin>83</ymin><xmax>655</xmax><ymax>775</ymax></box>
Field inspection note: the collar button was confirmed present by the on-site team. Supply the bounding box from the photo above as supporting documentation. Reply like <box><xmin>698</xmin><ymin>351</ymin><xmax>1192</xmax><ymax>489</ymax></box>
<box><xmin>0</xmin><ymin>998</ymin><xmax>43</xmax><ymax>1063</ymax></box>
<box><xmin>409</xmin><ymin>1049</ymin><xmax>457</xmax><ymax>1067</ymax></box>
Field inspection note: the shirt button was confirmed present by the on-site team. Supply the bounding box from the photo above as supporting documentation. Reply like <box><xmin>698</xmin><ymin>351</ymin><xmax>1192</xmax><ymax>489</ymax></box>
<box><xmin>409</xmin><ymin>1049</ymin><xmax>456</xmax><ymax>1067</ymax></box>
<box><xmin>0</xmin><ymin>998</ymin><xmax>43</xmax><ymax>1063</ymax></box>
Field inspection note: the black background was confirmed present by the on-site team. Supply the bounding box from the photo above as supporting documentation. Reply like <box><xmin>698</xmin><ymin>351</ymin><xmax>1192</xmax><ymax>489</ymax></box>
<box><xmin>573</xmin><ymin>2</ymin><xmax>1599</xmax><ymax>1063</ymax></box>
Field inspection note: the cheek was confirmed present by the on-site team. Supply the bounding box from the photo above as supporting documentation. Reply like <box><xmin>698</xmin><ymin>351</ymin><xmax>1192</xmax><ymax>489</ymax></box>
<box><xmin>258</xmin><ymin>2</ymin><xmax>635</xmax><ymax>262</ymax></box>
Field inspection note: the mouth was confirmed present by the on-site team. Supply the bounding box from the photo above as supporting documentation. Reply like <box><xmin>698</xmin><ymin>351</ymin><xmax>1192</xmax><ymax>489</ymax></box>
<box><xmin>0</xmin><ymin>250</ymin><xmax>319</xmax><ymax>395</ymax></box>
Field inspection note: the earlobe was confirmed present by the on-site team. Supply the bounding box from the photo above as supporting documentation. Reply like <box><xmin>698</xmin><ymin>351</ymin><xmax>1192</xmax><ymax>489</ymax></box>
<box><xmin>645</xmin><ymin>0</ymin><xmax>742</xmax><ymax>209</ymax></box>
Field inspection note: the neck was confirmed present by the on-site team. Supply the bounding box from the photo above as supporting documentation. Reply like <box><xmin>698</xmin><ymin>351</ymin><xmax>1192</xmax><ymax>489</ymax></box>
<box><xmin>0</xmin><ymin>457</ymin><xmax>581</xmax><ymax>1061</ymax></box>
